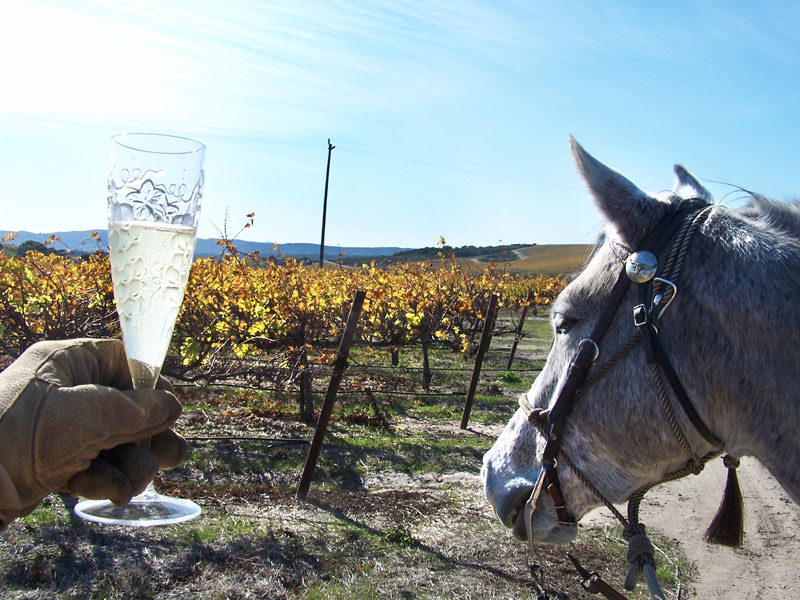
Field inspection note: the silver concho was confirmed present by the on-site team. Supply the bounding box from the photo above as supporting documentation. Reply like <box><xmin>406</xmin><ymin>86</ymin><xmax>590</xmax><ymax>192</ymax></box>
<box><xmin>625</xmin><ymin>250</ymin><xmax>658</xmax><ymax>283</ymax></box>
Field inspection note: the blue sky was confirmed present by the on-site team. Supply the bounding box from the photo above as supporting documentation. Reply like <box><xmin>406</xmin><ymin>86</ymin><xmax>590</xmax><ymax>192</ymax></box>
<box><xmin>1</xmin><ymin>1</ymin><xmax>798</xmax><ymax>249</ymax></box>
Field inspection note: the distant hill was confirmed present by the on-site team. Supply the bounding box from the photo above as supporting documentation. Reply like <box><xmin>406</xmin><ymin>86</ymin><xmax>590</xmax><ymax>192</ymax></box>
<box><xmin>336</xmin><ymin>242</ymin><xmax>592</xmax><ymax>276</ymax></box>
<box><xmin>1</xmin><ymin>229</ymin><xmax>592</xmax><ymax>275</ymax></box>
<box><xmin>0</xmin><ymin>230</ymin><xmax>410</xmax><ymax>260</ymax></box>
<box><xmin>337</xmin><ymin>243</ymin><xmax>534</xmax><ymax>266</ymax></box>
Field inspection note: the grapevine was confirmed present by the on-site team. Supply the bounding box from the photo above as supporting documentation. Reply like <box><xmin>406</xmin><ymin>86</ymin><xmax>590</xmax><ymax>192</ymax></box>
<box><xmin>0</xmin><ymin>246</ymin><xmax>565</xmax><ymax>381</ymax></box>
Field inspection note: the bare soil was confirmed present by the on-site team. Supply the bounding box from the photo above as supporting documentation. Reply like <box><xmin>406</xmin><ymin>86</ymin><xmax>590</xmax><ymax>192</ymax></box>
<box><xmin>599</xmin><ymin>456</ymin><xmax>800</xmax><ymax>598</ymax></box>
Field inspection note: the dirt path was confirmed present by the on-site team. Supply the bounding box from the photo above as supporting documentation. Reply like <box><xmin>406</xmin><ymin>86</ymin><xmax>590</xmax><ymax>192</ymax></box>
<box><xmin>586</xmin><ymin>457</ymin><xmax>800</xmax><ymax>597</ymax></box>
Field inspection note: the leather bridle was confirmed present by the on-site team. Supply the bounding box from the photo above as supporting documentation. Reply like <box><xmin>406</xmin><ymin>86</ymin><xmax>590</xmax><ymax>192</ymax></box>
<box><xmin>519</xmin><ymin>200</ymin><xmax>726</xmax><ymax>599</ymax></box>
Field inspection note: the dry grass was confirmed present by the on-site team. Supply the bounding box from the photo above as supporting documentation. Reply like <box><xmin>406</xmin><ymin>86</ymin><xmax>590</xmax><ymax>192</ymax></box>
<box><xmin>0</xmin><ymin>319</ymin><xmax>690</xmax><ymax>599</ymax></box>
<box><xmin>440</xmin><ymin>245</ymin><xmax>592</xmax><ymax>276</ymax></box>
<box><xmin>0</xmin><ymin>419</ymin><xmax>689</xmax><ymax>599</ymax></box>
<box><xmin>505</xmin><ymin>244</ymin><xmax>593</xmax><ymax>276</ymax></box>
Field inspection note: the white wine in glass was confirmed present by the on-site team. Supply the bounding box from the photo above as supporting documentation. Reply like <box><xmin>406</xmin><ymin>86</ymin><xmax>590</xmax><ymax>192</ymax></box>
<box><xmin>74</xmin><ymin>133</ymin><xmax>204</xmax><ymax>526</ymax></box>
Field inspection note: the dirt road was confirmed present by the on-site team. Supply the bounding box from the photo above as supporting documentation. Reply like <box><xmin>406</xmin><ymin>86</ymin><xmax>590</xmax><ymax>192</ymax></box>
<box><xmin>587</xmin><ymin>456</ymin><xmax>800</xmax><ymax>598</ymax></box>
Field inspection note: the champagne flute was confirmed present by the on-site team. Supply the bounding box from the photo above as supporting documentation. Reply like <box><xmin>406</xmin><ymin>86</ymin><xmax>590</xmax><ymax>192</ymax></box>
<box><xmin>74</xmin><ymin>133</ymin><xmax>204</xmax><ymax>526</ymax></box>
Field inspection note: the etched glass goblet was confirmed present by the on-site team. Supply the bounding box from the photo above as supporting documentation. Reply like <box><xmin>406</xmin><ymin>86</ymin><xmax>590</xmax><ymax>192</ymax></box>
<box><xmin>74</xmin><ymin>133</ymin><xmax>204</xmax><ymax>526</ymax></box>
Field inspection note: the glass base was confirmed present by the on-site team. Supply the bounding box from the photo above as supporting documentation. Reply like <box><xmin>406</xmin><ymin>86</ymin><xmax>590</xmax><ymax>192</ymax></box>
<box><xmin>74</xmin><ymin>487</ymin><xmax>201</xmax><ymax>527</ymax></box>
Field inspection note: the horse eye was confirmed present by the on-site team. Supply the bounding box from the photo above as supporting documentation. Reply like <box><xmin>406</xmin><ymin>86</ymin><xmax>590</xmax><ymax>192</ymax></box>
<box><xmin>554</xmin><ymin>316</ymin><xmax>578</xmax><ymax>335</ymax></box>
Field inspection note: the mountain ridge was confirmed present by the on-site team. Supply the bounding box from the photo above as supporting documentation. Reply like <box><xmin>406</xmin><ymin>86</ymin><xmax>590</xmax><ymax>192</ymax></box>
<box><xmin>0</xmin><ymin>229</ymin><xmax>410</xmax><ymax>259</ymax></box>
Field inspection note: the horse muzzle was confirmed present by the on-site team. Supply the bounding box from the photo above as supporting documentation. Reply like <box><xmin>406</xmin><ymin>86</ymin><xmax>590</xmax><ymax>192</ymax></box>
<box><xmin>482</xmin><ymin>459</ymin><xmax>578</xmax><ymax>545</ymax></box>
<box><xmin>519</xmin><ymin>479</ymin><xmax>579</xmax><ymax>544</ymax></box>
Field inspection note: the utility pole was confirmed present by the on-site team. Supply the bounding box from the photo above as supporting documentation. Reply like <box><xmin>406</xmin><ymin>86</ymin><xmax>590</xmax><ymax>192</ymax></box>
<box><xmin>319</xmin><ymin>139</ymin><xmax>335</xmax><ymax>268</ymax></box>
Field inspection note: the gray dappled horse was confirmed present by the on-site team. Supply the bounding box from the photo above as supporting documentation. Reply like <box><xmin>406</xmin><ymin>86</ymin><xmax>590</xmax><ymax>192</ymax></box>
<box><xmin>482</xmin><ymin>137</ymin><xmax>800</xmax><ymax>554</ymax></box>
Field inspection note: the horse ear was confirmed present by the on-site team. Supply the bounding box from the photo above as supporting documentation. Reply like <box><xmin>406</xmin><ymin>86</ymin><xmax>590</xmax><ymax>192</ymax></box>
<box><xmin>569</xmin><ymin>135</ymin><xmax>664</xmax><ymax>247</ymax></box>
<box><xmin>673</xmin><ymin>165</ymin><xmax>713</xmax><ymax>202</ymax></box>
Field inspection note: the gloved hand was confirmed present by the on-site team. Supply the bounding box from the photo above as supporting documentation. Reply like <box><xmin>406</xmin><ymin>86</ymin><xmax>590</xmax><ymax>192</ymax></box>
<box><xmin>0</xmin><ymin>338</ymin><xmax>187</xmax><ymax>531</ymax></box>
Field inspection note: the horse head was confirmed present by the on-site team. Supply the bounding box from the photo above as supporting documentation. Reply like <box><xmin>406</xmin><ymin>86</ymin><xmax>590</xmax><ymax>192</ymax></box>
<box><xmin>481</xmin><ymin>136</ymin><xmax>737</xmax><ymax>544</ymax></box>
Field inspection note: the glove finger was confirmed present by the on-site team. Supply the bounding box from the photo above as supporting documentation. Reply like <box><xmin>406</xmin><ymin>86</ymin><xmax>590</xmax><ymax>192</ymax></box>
<box><xmin>85</xmin><ymin>338</ymin><xmax>132</xmax><ymax>389</ymax></box>
<box><xmin>65</xmin><ymin>458</ymin><xmax>135</xmax><ymax>505</ymax></box>
<box><xmin>28</xmin><ymin>338</ymin><xmax>174</xmax><ymax>392</ymax></box>
<box><xmin>88</xmin><ymin>340</ymin><xmax>175</xmax><ymax>393</ymax></box>
<box><xmin>155</xmin><ymin>375</ymin><xmax>174</xmax><ymax>394</ymax></box>
<box><xmin>149</xmin><ymin>430</ymin><xmax>188</xmax><ymax>470</ymax></box>
<box><xmin>22</xmin><ymin>338</ymin><xmax>129</xmax><ymax>388</ymax></box>
<box><xmin>53</xmin><ymin>385</ymin><xmax>181</xmax><ymax>446</ymax></box>
<box><xmin>36</xmin><ymin>387</ymin><xmax>181</xmax><ymax>485</ymax></box>
<box><xmin>64</xmin><ymin>444</ymin><xmax>158</xmax><ymax>506</ymax></box>
<box><xmin>90</xmin><ymin>339</ymin><xmax>174</xmax><ymax>392</ymax></box>
<box><xmin>109</xmin><ymin>443</ymin><xmax>159</xmax><ymax>498</ymax></box>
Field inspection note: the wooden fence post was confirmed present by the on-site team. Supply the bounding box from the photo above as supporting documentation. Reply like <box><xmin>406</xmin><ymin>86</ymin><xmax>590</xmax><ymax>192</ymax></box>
<box><xmin>296</xmin><ymin>290</ymin><xmax>366</xmax><ymax>499</ymax></box>
<box><xmin>506</xmin><ymin>291</ymin><xmax>532</xmax><ymax>371</ymax></box>
<box><xmin>460</xmin><ymin>294</ymin><xmax>499</xmax><ymax>430</ymax></box>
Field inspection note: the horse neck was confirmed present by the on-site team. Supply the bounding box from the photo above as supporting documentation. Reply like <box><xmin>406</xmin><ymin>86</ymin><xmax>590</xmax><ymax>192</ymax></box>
<box><xmin>677</xmin><ymin>214</ymin><xmax>800</xmax><ymax>503</ymax></box>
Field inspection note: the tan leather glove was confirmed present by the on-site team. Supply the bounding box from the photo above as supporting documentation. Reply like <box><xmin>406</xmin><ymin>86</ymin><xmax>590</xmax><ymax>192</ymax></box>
<box><xmin>0</xmin><ymin>338</ymin><xmax>187</xmax><ymax>531</ymax></box>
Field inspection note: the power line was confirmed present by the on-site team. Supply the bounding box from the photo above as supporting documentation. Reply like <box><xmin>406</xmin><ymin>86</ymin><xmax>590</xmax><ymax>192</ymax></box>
<box><xmin>319</xmin><ymin>138</ymin><xmax>335</xmax><ymax>267</ymax></box>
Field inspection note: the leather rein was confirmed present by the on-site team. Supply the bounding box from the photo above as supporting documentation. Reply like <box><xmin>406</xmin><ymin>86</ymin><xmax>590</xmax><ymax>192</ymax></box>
<box><xmin>519</xmin><ymin>200</ymin><xmax>726</xmax><ymax>599</ymax></box>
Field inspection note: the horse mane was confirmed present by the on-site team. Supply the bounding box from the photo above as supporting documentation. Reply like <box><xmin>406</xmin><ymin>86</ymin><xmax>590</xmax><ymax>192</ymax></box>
<box><xmin>575</xmin><ymin>195</ymin><xmax>800</xmax><ymax>281</ymax></box>
<box><xmin>699</xmin><ymin>194</ymin><xmax>800</xmax><ymax>264</ymax></box>
<box><xmin>736</xmin><ymin>194</ymin><xmax>800</xmax><ymax>238</ymax></box>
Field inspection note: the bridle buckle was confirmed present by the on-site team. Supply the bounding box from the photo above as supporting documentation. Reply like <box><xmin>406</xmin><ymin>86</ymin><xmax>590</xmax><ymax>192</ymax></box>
<box><xmin>633</xmin><ymin>304</ymin><xmax>648</xmax><ymax>328</ymax></box>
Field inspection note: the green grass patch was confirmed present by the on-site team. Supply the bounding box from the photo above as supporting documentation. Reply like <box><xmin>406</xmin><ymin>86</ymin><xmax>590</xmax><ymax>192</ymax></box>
<box><xmin>18</xmin><ymin>501</ymin><xmax>60</xmax><ymax>528</ymax></box>
<box><xmin>315</xmin><ymin>426</ymin><xmax>492</xmax><ymax>477</ymax></box>
<box><xmin>382</xmin><ymin>524</ymin><xmax>417</xmax><ymax>548</ymax></box>
<box><xmin>176</xmin><ymin>514</ymin><xmax>263</xmax><ymax>544</ymax></box>
<box><xmin>303</xmin><ymin>578</ymin><xmax>385</xmax><ymax>600</ymax></box>
<box><xmin>496</xmin><ymin>370</ymin><xmax>522</xmax><ymax>384</ymax></box>
<box><xmin>186</xmin><ymin>440</ymin><xmax>306</xmax><ymax>476</ymax></box>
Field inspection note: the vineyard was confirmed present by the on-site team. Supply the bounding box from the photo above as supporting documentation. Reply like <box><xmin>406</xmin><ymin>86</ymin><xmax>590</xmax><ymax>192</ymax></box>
<box><xmin>0</xmin><ymin>245</ymin><xmax>564</xmax><ymax>386</ymax></box>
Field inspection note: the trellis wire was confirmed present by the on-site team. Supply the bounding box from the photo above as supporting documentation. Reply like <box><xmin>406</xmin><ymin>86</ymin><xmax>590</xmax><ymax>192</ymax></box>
<box><xmin>186</xmin><ymin>436</ymin><xmax>309</xmax><ymax>446</ymax></box>
<box><xmin>174</xmin><ymin>384</ymin><xmax>505</xmax><ymax>398</ymax></box>
<box><xmin>171</xmin><ymin>363</ymin><xmax>543</xmax><ymax>381</ymax></box>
